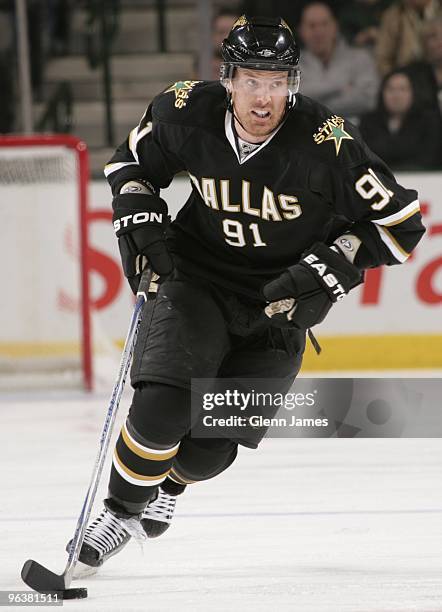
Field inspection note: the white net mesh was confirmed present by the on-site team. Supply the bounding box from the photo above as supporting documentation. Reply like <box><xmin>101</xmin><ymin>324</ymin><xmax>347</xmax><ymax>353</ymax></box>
<box><xmin>0</xmin><ymin>142</ymin><xmax>88</xmax><ymax>390</ymax></box>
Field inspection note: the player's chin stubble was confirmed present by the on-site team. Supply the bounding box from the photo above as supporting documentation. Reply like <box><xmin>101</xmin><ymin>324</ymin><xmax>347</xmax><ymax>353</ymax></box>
<box><xmin>247</xmin><ymin>111</ymin><xmax>284</xmax><ymax>138</ymax></box>
<box><xmin>232</xmin><ymin>95</ymin><xmax>285</xmax><ymax>139</ymax></box>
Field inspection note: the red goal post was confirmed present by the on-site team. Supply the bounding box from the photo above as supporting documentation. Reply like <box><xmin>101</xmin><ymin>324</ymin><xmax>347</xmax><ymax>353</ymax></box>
<box><xmin>0</xmin><ymin>134</ymin><xmax>92</xmax><ymax>390</ymax></box>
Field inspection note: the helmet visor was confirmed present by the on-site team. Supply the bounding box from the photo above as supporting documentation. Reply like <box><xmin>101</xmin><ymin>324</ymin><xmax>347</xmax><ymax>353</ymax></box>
<box><xmin>221</xmin><ymin>63</ymin><xmax>301</xmax><ymax>96</ymax></box>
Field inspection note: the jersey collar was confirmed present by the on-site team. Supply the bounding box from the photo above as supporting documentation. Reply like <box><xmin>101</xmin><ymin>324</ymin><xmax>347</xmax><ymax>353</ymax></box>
<box><xmin>225</xmin><ymin>110</ymin><xmax>284</xmax><ymax>165</ymax></box>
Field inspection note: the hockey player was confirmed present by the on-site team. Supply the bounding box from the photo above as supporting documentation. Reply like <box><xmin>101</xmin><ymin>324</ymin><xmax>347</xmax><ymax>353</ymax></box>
<box><xmin>74</xmin><ymin>16</ymin><xmax>425</xmax><ymax>570</ymax></box>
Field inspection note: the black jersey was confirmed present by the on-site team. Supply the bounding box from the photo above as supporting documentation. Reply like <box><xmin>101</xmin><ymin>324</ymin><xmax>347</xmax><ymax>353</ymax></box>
<box><xmin>105</xmin><ymin>81</ymin><xmax>425</xmax><ymax>299</ymax></box>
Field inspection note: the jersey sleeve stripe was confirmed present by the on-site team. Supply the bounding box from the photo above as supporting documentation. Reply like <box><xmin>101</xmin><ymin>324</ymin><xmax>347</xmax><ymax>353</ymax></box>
<box><xmin>372</xmin><ymin>200</ymin><xmax>420</xmax><ymax>227</ymax></box>
<box><xmin>128</xmin><ymin>127</ymin><xmax>139</xmax><ymax>163</ymax></box>
<box><xmin>129</xmin><ymin>123</ymin><xmax>153</xmax><ymax>165</ymax></box>
<box><xmin>104</xmin><ymin>161</ymin><xmax>140</xmax><ymax>178</ymax></box>
<box><xmin>375</xmin><ymin>225</ymin><xmax>410</xmax><ymax>263</ymax></box>
<box><xmin>188</xmin><ymin>172</ymin><xmax>204</xmax><ymax>198</ymax></box>
<box><xmin>136</xmin><ymin>123</ymin><xmax>153</xmax><ymax>146</ymax></box>
<box><xmin>139</xmin><ymin>106</ymin><xmax>148</xmax><ymax>126</ymax></box>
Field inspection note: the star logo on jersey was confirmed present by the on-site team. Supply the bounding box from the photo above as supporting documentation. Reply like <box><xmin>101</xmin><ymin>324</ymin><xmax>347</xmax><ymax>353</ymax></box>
<box><xmin>313</xmin><ymin>115</ymin><xmax>354</xmax><ymax>156</ymax></box>
<box><xmin>324</xmin><ymin>123</ymin><xmax>354</xmax><ymax>155</ymax></box>
<box><xmin>164</xmin><ymin>80</ymin><xmax>202</xmax><ymax>109</ymax></box>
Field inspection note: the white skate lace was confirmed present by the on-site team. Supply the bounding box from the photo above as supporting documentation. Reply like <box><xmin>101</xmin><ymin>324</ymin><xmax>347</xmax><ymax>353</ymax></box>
<box><xmin>124</xmin><ymin>517</ymin><xmax>147</xmax><ymax>544</ymax></box>
<box><xmin>142</xmin><ymin>490</ymin><xmax>176</xmax><ymax>524</ymax></box>
<box><xmin>83</xmin><ymin>509</ymin><xmax>130</xmax><ymax>555</ymax></box>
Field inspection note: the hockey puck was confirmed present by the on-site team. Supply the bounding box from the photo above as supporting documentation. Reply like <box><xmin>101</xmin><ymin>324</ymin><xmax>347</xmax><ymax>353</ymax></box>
<box><xmin>60</xmin><ymin>587</ymin><xmax>88</xmax><ymax>599</ymax></box>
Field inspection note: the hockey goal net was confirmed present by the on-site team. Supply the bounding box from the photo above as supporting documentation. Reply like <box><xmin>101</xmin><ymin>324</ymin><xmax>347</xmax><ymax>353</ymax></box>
<box><xmin>0</xmin><ymin>135</ymin><xmax>92</xmax><ymax>391</ymax></box>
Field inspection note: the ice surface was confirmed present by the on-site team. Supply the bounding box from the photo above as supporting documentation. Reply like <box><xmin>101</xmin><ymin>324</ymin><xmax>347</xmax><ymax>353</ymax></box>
<box><xmin>1</xmin><ymin>388</ymin><xmax>441</xmax><ymax>612</ymax></box>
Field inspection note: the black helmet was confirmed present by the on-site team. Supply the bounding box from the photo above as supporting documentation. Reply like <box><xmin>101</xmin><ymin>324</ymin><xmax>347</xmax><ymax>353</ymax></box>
<box><xmin>220</xmin><ymin>16</ymin><xmax>301</xmax><ymax>108</ymax></box>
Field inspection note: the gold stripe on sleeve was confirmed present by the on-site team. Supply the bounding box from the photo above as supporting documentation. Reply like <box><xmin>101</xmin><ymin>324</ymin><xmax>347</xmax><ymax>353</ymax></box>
<box><xmin>379</xmin><ymin>226</ymin><xmax>411</xmax><ymax>259</ymax></box>
<box><xmin>383</xmin><ymin>208</ymin><xmax>420</xmax><ymax>227</ymax></box>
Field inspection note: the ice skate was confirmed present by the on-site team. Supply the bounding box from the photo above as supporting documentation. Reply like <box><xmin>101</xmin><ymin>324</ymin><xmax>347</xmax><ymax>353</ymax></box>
<box><xmin>141</xmin><ymin>488</ymin><xmax>178</xmax><ymax>538</ymax></box>
<box><xmin>67</xmin><ymin>499</ymin><xmax>136</xmax><ymax>577</ymax></box>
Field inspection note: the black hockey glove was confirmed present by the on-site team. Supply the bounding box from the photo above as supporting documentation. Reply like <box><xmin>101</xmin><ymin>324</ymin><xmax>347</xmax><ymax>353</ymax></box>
<box><xmin>113</xmin><ymin>192</ymin><xmax>173</xmax><ymax>293</ymax></box>
<box><xmin>262</xmin><ymin>242</ymin><xmax>362</xmax><ymax>329</ymax></box>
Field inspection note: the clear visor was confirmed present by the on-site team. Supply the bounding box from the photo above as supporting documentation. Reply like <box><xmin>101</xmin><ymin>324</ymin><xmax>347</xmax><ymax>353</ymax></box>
<box><xmin>220</xmin><ymin>63</ymin><xmax>301</xmax><ymax>96</ymax></box>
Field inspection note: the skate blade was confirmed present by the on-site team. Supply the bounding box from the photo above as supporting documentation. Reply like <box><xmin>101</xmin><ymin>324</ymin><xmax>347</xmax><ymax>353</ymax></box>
<box><xmin>72</xmin><ymin>562</ymin><xmax>99</xmax><ymax>580</ymax></box>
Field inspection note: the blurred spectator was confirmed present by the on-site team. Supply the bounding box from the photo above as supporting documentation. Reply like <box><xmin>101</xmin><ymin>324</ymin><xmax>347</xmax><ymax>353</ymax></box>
<box><xmin>405</xmin><ymin>16</ymin><xmax>442</xmax><ymax>112</ymax></box>
<box><xmin>212</xmin><ymin>6</ymin><xmax>239</xmax><ymax>79</ymax></box>
<box><xmin>213</xmin><ymin>6</ymin><xmax>239</xmax><ymax>49</ymax></box>
<box><xmin>239</xmin><ymin>1</ymin><xmax>299</xmax><ymax>30</ymax></box>
<box><xmin>375</xmin><ymin>0</ymin><xmax>442</xmax><ymax>76</ymax></box>
<box><xmin>239</xmin><ymin>0</ymin><xmax>347</xmax><ymax>30</ymax></box>
<box><xmin>339</xmin><ymin>0</ymin><xmax>393</xmax><ymax>48</ymax></box>
<box><xmin>359</xmin><ymin>69</ymin><xmax>442</xmax><ymax>169</ymax></box>
<box><xmin>299</xmin><ymin>2</ymin><xmax>379</xmax><ymax>118</ymax></box>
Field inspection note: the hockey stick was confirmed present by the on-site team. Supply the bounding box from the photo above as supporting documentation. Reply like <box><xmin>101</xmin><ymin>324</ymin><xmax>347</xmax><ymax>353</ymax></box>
<box><xmin>21</xmin><ymin>268</ymin><xmax>155</xmax><ymax>599</ymax></box>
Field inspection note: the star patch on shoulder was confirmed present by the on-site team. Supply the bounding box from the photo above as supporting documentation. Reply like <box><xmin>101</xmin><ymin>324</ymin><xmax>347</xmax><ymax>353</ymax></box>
<box><xmin>164</xmin><ymin>80</ymin><xmax>202</xmax><ymax>109</ymax></box>
<box><xmin>313</xmin><ymin>115</ymin><xmax>353</xmax><ymax>156</ymax></box>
